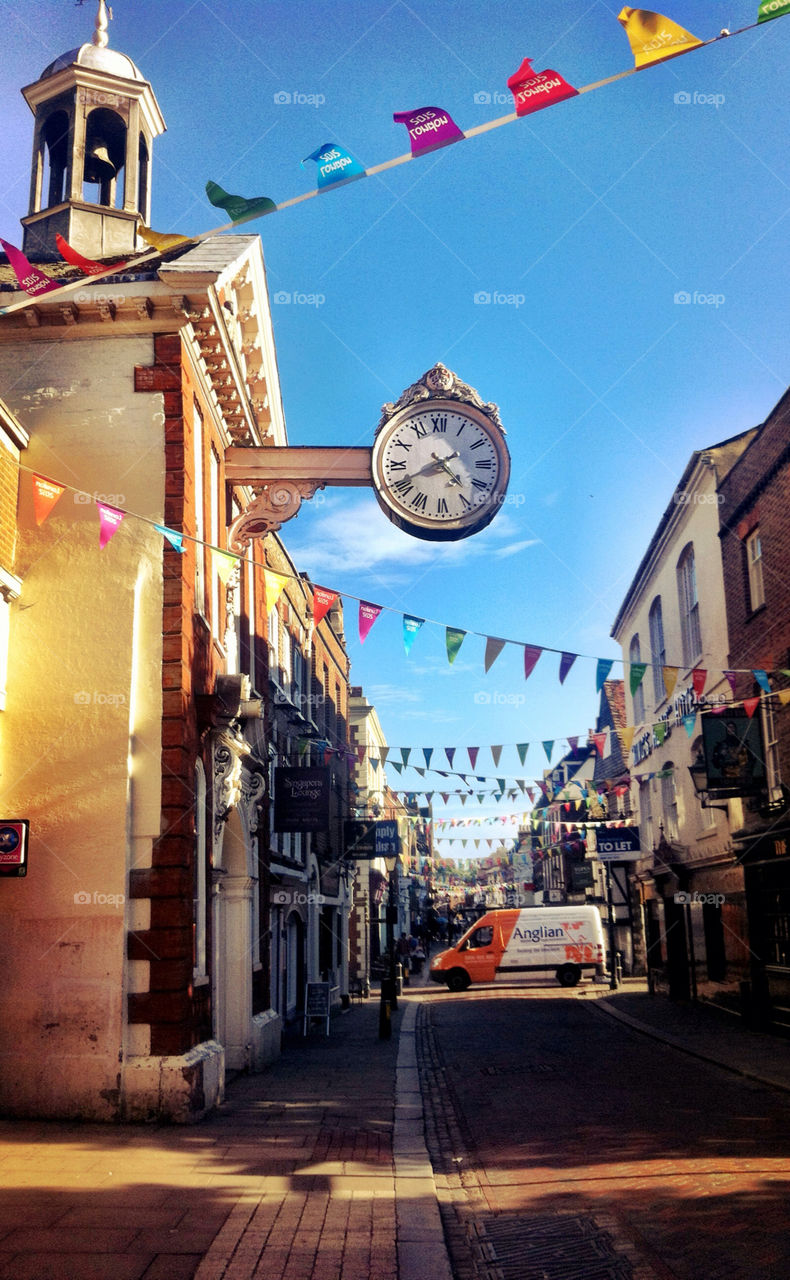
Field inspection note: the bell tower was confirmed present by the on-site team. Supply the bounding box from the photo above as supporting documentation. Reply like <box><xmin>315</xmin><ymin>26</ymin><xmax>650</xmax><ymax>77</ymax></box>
<box><xmin>20</xmin><ymin>1</ymin><xmax>165</xmax><ymax>260</ymax></box>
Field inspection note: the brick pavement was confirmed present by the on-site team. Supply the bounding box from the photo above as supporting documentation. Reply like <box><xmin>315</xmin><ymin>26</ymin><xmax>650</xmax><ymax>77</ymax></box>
<box><xmin>0</xmin><ymin>994</ymin><xmax>452</xmax><ymax>1280</ymax></box>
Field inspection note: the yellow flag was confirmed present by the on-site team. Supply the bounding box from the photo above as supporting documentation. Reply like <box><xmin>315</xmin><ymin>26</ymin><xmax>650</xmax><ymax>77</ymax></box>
<box><xmin>617</xmin><ymin>7</ymin><xmax>703</xmax><ymax>68</ymax></box>
<box><xmin>212</xmin><ymin>549</ymin><xmax>239</xmax><ymax>585</ymax></box>
<box><xmin>139</xmin><ymin>226</ymin><xmax>195</xmax><ymax>253</ymax></box>
<box><xmin>662</xmin><ymin>666</ymin><xmax>679</xmax><ymax>700</ymax></box>
<box><xmin>617</xmin><ymin>726</ymin><xmax>636</xmax><ymax>754</ymax></box>
<box><xmin>263</xmin><ymin>568</ymin><xmax>289</xmax><ymax>615</ymax></box>
<box><xmin>778</xmin><ymin>689</ymin><xmax>790</xmax><ymax>707</ymax></box>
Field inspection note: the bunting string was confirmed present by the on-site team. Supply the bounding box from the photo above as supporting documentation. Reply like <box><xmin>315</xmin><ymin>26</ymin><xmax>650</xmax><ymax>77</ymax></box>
<box><xmin>2</xmin><ymin>9</ymin><xmax>785</xmax><ymax>319</ymax></box>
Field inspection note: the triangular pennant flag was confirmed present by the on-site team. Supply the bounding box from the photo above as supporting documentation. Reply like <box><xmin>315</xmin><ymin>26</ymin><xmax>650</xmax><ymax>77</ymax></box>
<box><xmin>692</xmin><ymin>668</ymin><xmax>707</xmax><ymax>698</ymax></box>
<box><xmin>507</xmin><ymin>57</ymin><xmax>579</xmax><ymax>117</ymax></box>
<box><xmin>359</xmin><ymin>600</ymin><xmax>382</xmax><ymax>643</ymax></box>
<box><xmin>446</xmin><ymin>627</ymin><xmax>466</xmax><ymax>664</ymax></box>
<box><xmin>379</xmin><ymin>747</ymin><xmax>390</xmax><ymax>767</ymax></box>
<box><xmin>298</xmin><ymin>737</ymin><xmax>309</xmax><ymax>758</ymax></box>
<box><xmin>468</xmin><ymin>747</ymin><xmax>479</xmax><ymax>769</ymax></box>
<box><xmin>391</xmin><ymin>760</ymin><xmax>403</xmax><ymax>774</ymax></box>
<box><xmin>758</xmin><ymin>0</ymin><xmax>790</xmax><ymax>21</ymax></box>
<box><xmin>441</xmin><ymin>793</ymin><xmax>450</xmax><ymax>804</ymax></box>
<box><xmin>155</xmin><ymin>523</ymin><xmax>185</xmax><ymax>553</ymax></box>
<box><xmin>516</xmin><ymin>743</ymin><xmax>529</xmax><ymax>766</ymax></box>
<box><xmin>357</xmin><ymin>746</ymin><xmax>367</xmax><ymax>763</ymax></box>
<box><xmin>559</xmin><ymin>652</ymin><xmax>577</xmax><ymax>684</ymax></box>
<box><xmin>524</xmin><ymin>644</ymin><xmax>542</xmax><ymax>680</ymax></box>
<box><xmin>722</xmin><ymin>671</ymin><xmax>738</xmax><ymax>697</ymax></box>
<box><xmin>139</xmin><ymin>226</ymin><xmax>194</xmax><ymax>253</ymax></box>
<box><xmin>593</xmin><ymin>731</ymin><xmax>607</xmax><ymax>756</ymax></box>
<box><xmin>445</xmin><ymin>747</ymin><xmax>456</xmax><ymax>768</ymax></box>
<box><xmin>654</xmin><ymin>722</ymin><xmax>667</xmax><ymax>746</ymax></box>
<box><xmin>302</xmin><ymin>141</ymin><xmax>365</xmax><ymax>189</ymax></box>
<box><xmin>543</xmin><ymin>741</ymin><xmax>554</xmax><ymax>763</ymax></box>
<box><xmin>313</xmin><ymin>586</ymin><xmax>338</xmax><ymax>627</ymax></box>
<box><xmin>490</xmin><ymin>745</ymin><xmax>502</xmax><ymax>768</ymax></box>
<box><xmin>55</xmin><ymin>233</ymin><xmax>128</xmax><ymax>276</ymax></box>
<box><xmin>683</xmin><ymin>711</ymin><xmax>697</xmax><ymax>737</ymax></box>
<box><xmin>460</xmin><ymin>794</ymin><xmax>467</xmax><ymax>806</ymax></box>
<box><xmin>414</xmin><ymin>767</ymin><xmax>425</xmax><ymax>778</ymax></box>
<box><xmin>662</xmin><ymin>666</ymin><xmax>679</xmax><ymax>700</ymax></box>
<box><xmin>484</xmin><ymin>636</ymin><xmax>506</xmax><ymax>673</ymax></box>
<box><xmin>32</xmin><ymin>474</ymin><xmax>65</xmax><ymax>525</ymax></box>
<box><xmin>214</xmin><ymin>548</ymin><xmax>239</xmax><ymax>586</ymax></box>
<box><xmin>423</xmin><ymin>748</ymin><xmax>434</xmax><ymax>769</ymax></box>
<box><xmin>567</xmin><ymin>736</ymin><xmax>579</xmax><ymax>753</ymax></box>
<box><xmin>263</xmin><ymin>568</ymin><xmax>288</xmax><ymax>613</ymax></box>
<box><xmin>617</xmin><ymin>7</ymin><xmax>703</xmax><ymax>69</ymax></box>
<box><xmin>403</xmin><ymin>614</ymin><xmax>424</xmax><ymax>656</ymax></box>
<box><xmin>206</xmin><ymin>181</ymin><xmax>276</xmax><ymax>223</ymax></box>
<box><xmin>778</xmin><ymin>690</ymin><xmax>790</xmax><ymax>707</ymax></box>
<box><xmin>1</xmin><ymin>238</ymin><xmax>60</xmax><ymax>297</ymax></box>
<box><xmin>743</xmin><ymin>696</ymin><xmax>761</xmax><ymax>718</ymax></box>
<box><xmin>97</xmin><ymin>502</ymin><xmax>125</xmax><ymax>549</ymax></box>
<box><xmin>753</xmin><ymin>669</ymin><xmax>772</xmax><ymax>694</ymax></box>
<box><xmin>596</xmin><ymin>658</ymin><xmax>614</xmax><ymax>692</ymax></box>
<box><xmin>392</xmin><ymin>105</ymin><xmax>464</xmax><ymax>156</ymax></box>
<box><xmin>629</xmin><ymin>662</ymin><xmax>647</xmax><ymax>696</ymax></box>
<box><xmin>617</xmin><ymin>726</ymin><xmax>636</xmax><ymax>754</ymax></box>
<box><xmin>401</xmin><ymin>748</ymin><xmax>411</xmax><ymax>767</ymax></box>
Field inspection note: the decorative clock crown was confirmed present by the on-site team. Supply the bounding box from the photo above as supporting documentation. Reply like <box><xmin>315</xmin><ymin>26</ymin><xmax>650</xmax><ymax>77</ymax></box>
<box><xmin>377</xmin><ymin>364</ymin><xmax>503</xmax><ymax>434</ymax></box>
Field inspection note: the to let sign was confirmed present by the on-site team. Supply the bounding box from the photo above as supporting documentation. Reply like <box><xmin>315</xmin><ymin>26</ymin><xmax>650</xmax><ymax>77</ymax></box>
<box><xmin>0</xmin><ymin>821</ymin><xmax>29</xmax><ymax>877</ymax></box>
<box><xmin>595</xmin><ymin>826</ymin><xmax>642</xmax><ymax>861</ymax></box>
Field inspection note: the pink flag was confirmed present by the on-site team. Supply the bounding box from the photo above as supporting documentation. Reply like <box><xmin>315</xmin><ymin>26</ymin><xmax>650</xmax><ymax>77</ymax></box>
<box><xmin>359</xmin><ymin>600</ymin><xmax>382</xmax><ymax>643</ymax></box>
<box><xmin>97</xmin><ymin>501</ymin><xmax>125</xmax><ymax>549</ymax></box>
<box><xmin>468</xmin><ymin>747</ymin><xmax>479</xmax><ymax>770</ymax></box>
<box><xmin>722</xmin><ymin>670</ymin><xmax>738</xmax><ymax>697</ymax></box>
<box><xmin>524</xmin><ymin>644</ymin><xmax>543</xmax><ymax>680</ymax></box>
<box><xmin>392</xmin><ymin>106</ymin><xmax>463</xmax><ymax>156</ymax></box>
<box><xmin>1</xmin><ymin>238</ymin><xmax>60</xmax><ymax>297</ymax></box>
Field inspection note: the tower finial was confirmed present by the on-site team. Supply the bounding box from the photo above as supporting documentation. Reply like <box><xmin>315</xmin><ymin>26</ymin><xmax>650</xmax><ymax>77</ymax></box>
<box><xmin>92</xmin><ymin>0</ymin><xmax>110</xmax><ymax>49</ymax></box>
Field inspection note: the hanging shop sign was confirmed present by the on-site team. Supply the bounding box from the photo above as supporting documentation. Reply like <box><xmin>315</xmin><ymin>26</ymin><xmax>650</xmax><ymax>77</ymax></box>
<box><xmin>594</xmin><ymin>826</ymin><xmax>643</xmax><ymax>861</ymax></box>
<box><xmin>701</xmin><ymin>709</ymin><xmax>766</xmax><ymax>796</ymax></box>
<box><xmin>273</xmin><ymin>767</ymin><xmax>330</xmax><ymax>832</ymax></box>
<box><xmin>0</xmin><ymin>821</ymin><xmax>29</xmax><ymax>877</ymax></box>
<box><xmin>344</xmin><ymin>819</ymin><xmax>400</xmax><ymax>859</ymax></box>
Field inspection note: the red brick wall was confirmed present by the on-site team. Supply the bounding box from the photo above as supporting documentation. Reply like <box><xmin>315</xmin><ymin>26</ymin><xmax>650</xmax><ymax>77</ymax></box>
<box><xmin>0</xmin><ymin>444</ymin><xmax>19</xmax><ymax>571</ymax></box>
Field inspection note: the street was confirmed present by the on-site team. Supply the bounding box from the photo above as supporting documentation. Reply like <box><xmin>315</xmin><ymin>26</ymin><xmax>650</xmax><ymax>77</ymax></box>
<box><xmin>417</xmin><ymin>985</ymin><xmax>790</xmax><ymax>1280</ymax></box>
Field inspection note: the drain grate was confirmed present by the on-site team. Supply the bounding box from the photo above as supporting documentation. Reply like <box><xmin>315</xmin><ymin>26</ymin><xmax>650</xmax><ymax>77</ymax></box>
<box><xmin>475</xmin><ymin>1213</ymin><xmax>635</xmax><ymax>1280</ymax></box>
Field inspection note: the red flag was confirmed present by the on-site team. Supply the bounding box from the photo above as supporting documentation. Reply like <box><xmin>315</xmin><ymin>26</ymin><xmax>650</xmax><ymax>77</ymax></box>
<box><xmin>692</xmin><ymin>668</ymin><xmax>707</xmax><ymax>698</ymax></box>
<box><xmin>32</xmin><ymin>474</ymin><xmax>65</xmax><ymax>525</ymax></box>
<box><xmin>592</xmin><ymin>731</ymin><xmax>607</xmax><ymax>756</ymax></box>
<box><xmin>313</xmin><ymin>585</ymin><xmax>338</xmax><ymax>627</ymax></box>
<box><xmin>507</xmin><ymin>58</ymin><xmax>579</xmax><ymax>117</ymax></box>
<box><xmin>55</xmin><ymin>233</ymin><xmax>128</xmax><ymax>276</ymax></box>
<box><xmin>743</xmin><ymin>696</ymin><xmax>760</xmax><ymax>718</ymax></box>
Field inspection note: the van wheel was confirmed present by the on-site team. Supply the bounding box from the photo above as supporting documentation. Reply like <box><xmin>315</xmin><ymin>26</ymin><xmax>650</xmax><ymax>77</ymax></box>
<box><xmin>447</xmin><ymin>969</ymin><xmax>470</xmax><ymax>993</ymax></box>
<box><xmin>556</xmin><ymin>965</ymin><xmax>581</xmax><ymax>988</ymax></box>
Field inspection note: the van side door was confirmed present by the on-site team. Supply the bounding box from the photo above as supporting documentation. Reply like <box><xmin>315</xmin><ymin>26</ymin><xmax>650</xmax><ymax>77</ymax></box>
<box><xmin>458</xmin><ymin>921</ymin><xmax>498</xmax><ymax>984</ymax></box>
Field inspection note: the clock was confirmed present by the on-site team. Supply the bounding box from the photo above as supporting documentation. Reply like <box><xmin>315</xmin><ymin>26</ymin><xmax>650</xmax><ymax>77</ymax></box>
<box><xmin>371</xmin><ymin>366</ymin><xmax>511</xmax><ymax>542</ymax></box>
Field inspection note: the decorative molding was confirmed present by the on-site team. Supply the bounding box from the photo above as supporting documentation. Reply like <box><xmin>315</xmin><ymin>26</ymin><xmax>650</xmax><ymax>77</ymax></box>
<box><xmin>227</xmin><ymin>478</ymin><xmax>325</xmax><ymax>548</ymax></box>
<box><xmin>376</xmin><ymin>362</ymin><xmax>502</xmax><ymax>433</ymax></box>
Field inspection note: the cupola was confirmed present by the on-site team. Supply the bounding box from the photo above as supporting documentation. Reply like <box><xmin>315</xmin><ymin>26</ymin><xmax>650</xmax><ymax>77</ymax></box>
<box><xmin>20</xmin><ymin>1</ymin><xmax>165</xmax><ymax>260</ymax></box>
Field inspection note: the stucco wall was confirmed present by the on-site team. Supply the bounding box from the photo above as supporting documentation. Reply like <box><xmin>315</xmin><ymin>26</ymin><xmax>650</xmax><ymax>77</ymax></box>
<box><xmin>0</xmin><ymin>335</ymin><xmax>165</xmax><ymax>1118</ymax></box>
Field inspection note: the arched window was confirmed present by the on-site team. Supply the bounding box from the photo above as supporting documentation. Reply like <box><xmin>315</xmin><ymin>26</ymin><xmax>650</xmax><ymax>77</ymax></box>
<box><xmin>40</xmin><ymin>110</ymin><xmax>69</xmax><ymax>209</ymax></box>
<box><xmin>630</xmin><ymin>634</ymin><xmax>645</xmax><ymax>724</ymax></box>
<box><xmin>677</xmin><ymin>544</ymin><xmax>702</xmax><ymax>666</ymax></box>
<box><xmin>137</xmin><ymin>135</ymin><xmax>150</xmax><ymax>217</ymax></box>
<box><xmin>649</xmin><ymin>596</ymin><xmax>666</xmax><ymax>704</ymax></box>
<box><xmin>83</xmin><ymin>107</ymin><xmax>126</xmax><ymax>208</ymax></box>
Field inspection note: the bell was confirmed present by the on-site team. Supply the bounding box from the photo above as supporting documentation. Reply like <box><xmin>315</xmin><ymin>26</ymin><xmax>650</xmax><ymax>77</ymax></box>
<box><xmin>84</xmin><ymin>140</ymin><xmax>116</xmax><ymax>184</ymax></box>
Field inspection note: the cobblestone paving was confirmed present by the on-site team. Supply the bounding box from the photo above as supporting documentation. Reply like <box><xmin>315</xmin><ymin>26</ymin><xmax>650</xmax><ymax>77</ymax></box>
<box><xmin>416</xmin><ymin>988</ymin><xmax>790</xmax><ymax>1280</ymax></box>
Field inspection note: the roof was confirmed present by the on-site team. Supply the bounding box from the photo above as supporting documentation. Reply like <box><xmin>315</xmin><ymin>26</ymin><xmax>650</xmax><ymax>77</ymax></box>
<box><xmin>40</xmin><ymin>44</ymin><xmax>143</xmax><ymax>83</ymax></box>
<box><xmin>0</xmin><ymin>237</ymin><xmax>244</xmax><ymax>290</ymax></box>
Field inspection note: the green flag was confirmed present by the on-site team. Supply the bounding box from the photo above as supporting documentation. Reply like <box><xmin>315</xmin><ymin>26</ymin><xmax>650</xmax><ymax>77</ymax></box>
<box><xmin>629</xmin><ymin>662</ymin><xmax>647</xmax><ymax>696</ymax></box>
<box><xmin>206</xmin><ymin>181</ymin><xmax>276</xmax><ymax>223</ymax></box>
<box><xmin>446</xmin><ymin>627</ymin><xmax>466</xmax><ymax>664</ymax></box>
<box><xmin>758</xmin><ymin>0</ymin><xmax>790</xmax><ymax>22</ymax></box>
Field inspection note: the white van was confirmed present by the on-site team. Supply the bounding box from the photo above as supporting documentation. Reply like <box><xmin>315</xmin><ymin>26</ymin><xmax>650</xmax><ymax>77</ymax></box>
<box><xmin>429</xmin><ymin>905</ymin><xmax>606</xmax><ymax>991</ymax></box>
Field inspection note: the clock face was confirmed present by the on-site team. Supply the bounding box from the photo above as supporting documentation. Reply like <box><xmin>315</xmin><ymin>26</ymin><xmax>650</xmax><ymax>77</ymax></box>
<box><xmin>371</xmin><ymin>400</ymin><xmax>510</xmax><ymax>542</ymax></box>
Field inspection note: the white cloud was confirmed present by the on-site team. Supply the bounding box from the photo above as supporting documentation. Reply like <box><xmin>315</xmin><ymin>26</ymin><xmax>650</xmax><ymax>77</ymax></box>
<box><xmin>492</xmin><ymin>539</ymin><xmax>540</xmax><ymax>558</ymax></box>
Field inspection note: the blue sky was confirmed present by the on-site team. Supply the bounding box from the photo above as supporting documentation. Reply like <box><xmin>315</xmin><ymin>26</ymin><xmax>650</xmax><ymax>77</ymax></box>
<box><xmin>2</xmin><ymin>1</ymin><xmax>788</xmax><ymax>854</ymax></box>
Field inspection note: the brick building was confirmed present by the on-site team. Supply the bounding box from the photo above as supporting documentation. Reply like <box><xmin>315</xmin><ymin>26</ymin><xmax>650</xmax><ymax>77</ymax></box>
<box><xmin>0</xmin><ymin>11</ymin><xmax>354</xmax><ymax>1119</ymax></box>
<box><xmin>717</xmin><ymin>387</ymin><xmax>790</xmax><ymax>1027</ymax></box>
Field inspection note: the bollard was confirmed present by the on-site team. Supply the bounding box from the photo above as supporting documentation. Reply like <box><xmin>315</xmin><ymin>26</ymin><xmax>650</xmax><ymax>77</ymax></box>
<box><xmin>378</xmin><ymin>978</ymin><xmax>395</xmax><ymax>1039</ymax></box>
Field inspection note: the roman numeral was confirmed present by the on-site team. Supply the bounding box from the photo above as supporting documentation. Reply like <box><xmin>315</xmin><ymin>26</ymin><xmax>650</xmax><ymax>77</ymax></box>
<box><xmin>411</xmin><ymin>422</ymin><xmax>428</xmax><ymax>439</ymax></box>
<box><xmin>388</xmin><ymin>460</ymin><xmax>407</xmax><ymax>471</ymax></box>
<box><xmin>475</xmin><ymin>459</ymin><xmax>494</xmax><ymax>470</ymax></box>
<box><xmin>431</xmin><ymin>415</ymin><xmax>447</xmax><ymax>433</ymax></box>
<box><xmin>436</xmin><ymin>498</ymin><xmax>449</xmax><ymax>516</ymax></box>
<box><xmin>393</xmin><ymin>439</ymin><xmax>412</xmax><ymax>451</ymax></box>
<box><xmin>472</xmin><ymin>478</ymin><xmax>489</xmax><ymax>492</ymax></box>
<box><xmin>393</xmin><ymin>479</ymin><xmax>413</xmax><ymax>496</ymax></box>
<box><xmin>410</xmin><ymin>492</ymin><xmax>428</xmax><ymax>512</ymax></box>
<box><xmin>469</xmin><ymin>438</ymin><xmax>486</xmax><ymax>451</ymax></box>
<box><xmin>459</xmin><ymin>494</ymin><xmax>472</xmax><ymax>510</ymax></box>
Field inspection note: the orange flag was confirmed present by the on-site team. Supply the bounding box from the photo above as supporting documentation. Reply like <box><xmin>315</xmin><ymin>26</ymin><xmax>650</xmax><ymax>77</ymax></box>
<box><xmin>32</xmin><ymin>474</ymin><xmax>65</xmax><ymax>525</ymax></box>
